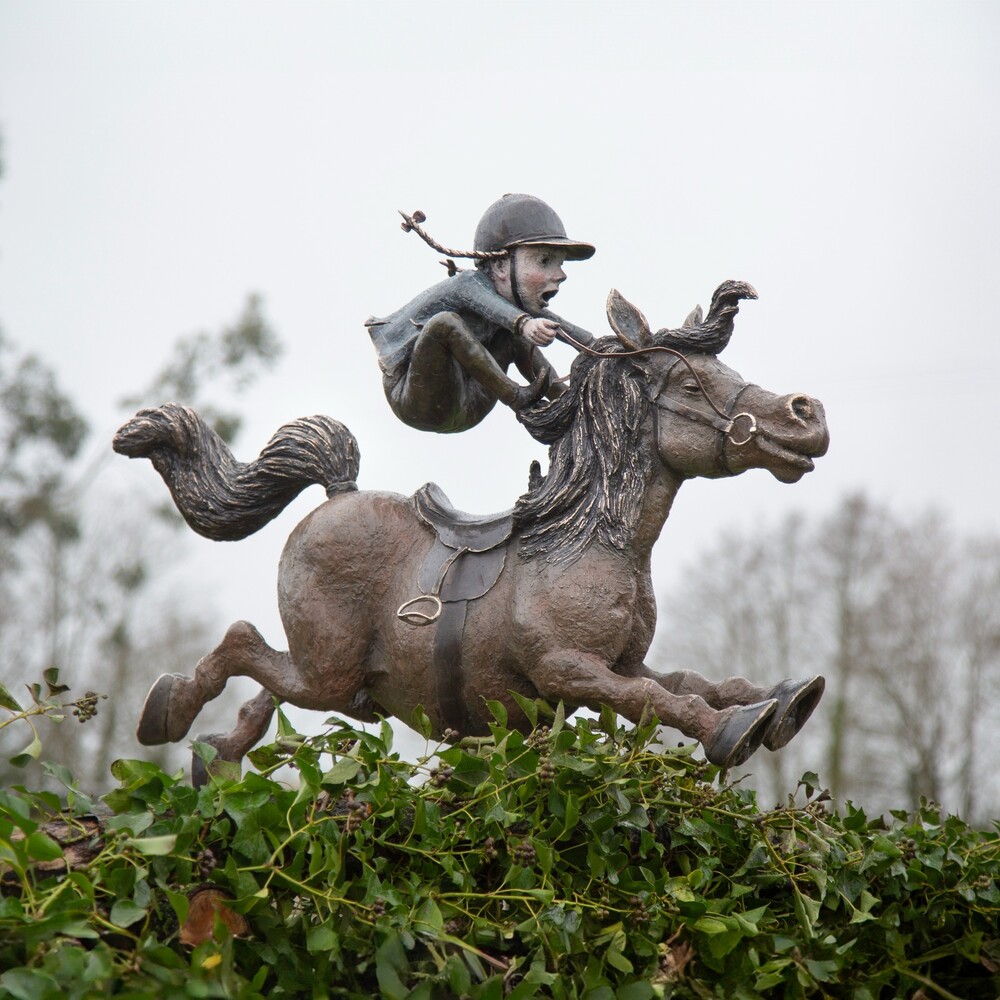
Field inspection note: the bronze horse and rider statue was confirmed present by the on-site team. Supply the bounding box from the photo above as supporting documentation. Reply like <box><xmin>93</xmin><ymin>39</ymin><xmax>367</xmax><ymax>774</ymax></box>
<box><xmin>114</xmin><ymin>195</ymin><xmax>830</xmax><ymax>782</ymax></box>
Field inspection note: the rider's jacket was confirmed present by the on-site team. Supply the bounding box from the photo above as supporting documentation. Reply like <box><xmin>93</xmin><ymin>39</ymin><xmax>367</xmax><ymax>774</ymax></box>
<box><xmin>366</xmin><ymin>268</ymin><xmax>594</xmax><ymax>379</ymax></box>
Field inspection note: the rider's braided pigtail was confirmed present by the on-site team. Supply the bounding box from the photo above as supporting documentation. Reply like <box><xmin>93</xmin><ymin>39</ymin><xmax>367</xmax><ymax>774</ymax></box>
<box><xmin>398</xmin><ymin>210</ymin><xmax>507</xmax><ymax>276</ymax></box>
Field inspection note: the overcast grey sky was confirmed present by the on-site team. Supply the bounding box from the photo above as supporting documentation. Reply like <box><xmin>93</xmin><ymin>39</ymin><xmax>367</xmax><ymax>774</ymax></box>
<box><xmin>1</xmin><ymin>1</ymin><xmax>998</xmax><ymax>664</ymax></box>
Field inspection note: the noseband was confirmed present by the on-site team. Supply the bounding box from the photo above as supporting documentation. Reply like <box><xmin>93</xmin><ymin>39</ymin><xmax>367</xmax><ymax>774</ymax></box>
<box><xmin>655</xmin><ymin>377</ymin><xmax>757</xmax><ymax>447</ymax></box>
<box><xmin>559</xmin><ymin>333</ymin><xmax>758</xmax><ymax>474</ymax></box>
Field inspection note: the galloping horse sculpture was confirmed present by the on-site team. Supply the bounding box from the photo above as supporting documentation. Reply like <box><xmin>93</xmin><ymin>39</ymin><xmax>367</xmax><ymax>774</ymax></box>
<box><xmin>115</xmin><ymin>286</ymin><xmax>829</xmax><ymax>779</ymax></box>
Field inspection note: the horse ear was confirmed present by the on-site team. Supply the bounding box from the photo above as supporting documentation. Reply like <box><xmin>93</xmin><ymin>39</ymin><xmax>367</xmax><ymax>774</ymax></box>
<box><xmin>606</xmin><ymin>289</ymin><xmax>652</xmax><ymax>350</ymax></box>
<box><xmin>683</xmin><ymin>304</ymin><xmax>703</xmax><ymax>329</ymax></box>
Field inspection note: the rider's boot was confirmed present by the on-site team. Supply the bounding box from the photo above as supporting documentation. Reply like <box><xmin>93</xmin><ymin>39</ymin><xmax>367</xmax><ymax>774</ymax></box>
<box><xmin>499</xmin><ymin>365</ymin><xmax>550</xmax><ymax>411</ymax></box>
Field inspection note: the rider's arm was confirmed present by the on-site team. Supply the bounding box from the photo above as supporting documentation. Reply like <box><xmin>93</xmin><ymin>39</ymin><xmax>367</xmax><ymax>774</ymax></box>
<box><xmin>541</xmin><ymin>311</ymin><xmax>596</xmax><ymax>348</ymax></box>
<box><xmin>452</xmin><ymin>271</ymin><xmax>529</xmax><ymax>332</ymax></box>
<box><xmin>452</xmin><ymin>271</ymin><xmax>596</xmax><ymax>349</ymax></box>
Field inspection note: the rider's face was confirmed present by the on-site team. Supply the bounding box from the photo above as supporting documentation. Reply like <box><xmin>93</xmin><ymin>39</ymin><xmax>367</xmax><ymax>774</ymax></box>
<box><xmin>493</xmin><ymin>246</ymin><xmax>567</xmax><ymax>314</ymax></box>
<box><xmin>518</xmin><ymin>247</ymin><xmax>567</xmax><ymax>313</ymax></box>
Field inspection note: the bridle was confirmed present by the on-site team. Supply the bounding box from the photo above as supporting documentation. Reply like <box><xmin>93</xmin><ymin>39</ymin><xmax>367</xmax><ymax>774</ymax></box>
<box><xmin>556</xmin><ymin>332</ymin><xmax>759</xmax><ymax>475</ymax></box>
<box><xmin>654</xmin><ymin>373</ymin><xmax>757</xmax><ymax>447</ymax></box>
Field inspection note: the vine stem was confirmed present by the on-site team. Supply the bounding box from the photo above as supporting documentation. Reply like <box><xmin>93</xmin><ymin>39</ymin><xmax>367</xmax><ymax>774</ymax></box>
<box><xmin>0</xmin><ymin>706</ymin><xmax>48</xmax><ymax>733</ymax></box>
<box><xmin>892</xmin><ymin>964</ymin><xmax>965</xmax><ymax>1000</ymax></box>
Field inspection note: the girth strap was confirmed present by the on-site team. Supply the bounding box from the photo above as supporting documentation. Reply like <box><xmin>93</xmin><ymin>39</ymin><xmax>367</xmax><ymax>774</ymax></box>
<box><xmin>434</xmin><ymin>600</ymin><xmax>471</xmax><ymax>736</ymax></box>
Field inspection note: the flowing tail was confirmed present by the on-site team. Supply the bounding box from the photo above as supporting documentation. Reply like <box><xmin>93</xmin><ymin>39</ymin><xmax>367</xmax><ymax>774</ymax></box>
<box><xmin>112</xmin><ymin>403</ymin><xmax>360</xmax><ymax>541</ymax></box>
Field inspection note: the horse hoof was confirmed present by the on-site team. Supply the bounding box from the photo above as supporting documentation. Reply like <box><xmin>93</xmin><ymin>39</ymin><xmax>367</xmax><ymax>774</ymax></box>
<box><xmin>763</xmin><ymin>675</ymin><xmax>825</xmax><ymax>751</ymax></box>
<box><xmin>136</xmin><ymin>674</ymin><xmax>184</xmax><ymax>746</ymax></box>
<box><xmin>704</xmin><ymin>699</ymin><xmax>777</xmax><ymax>769</ymax></box>
<box><xmin>191</xmin><ymin>734</ymin><xmax>228</xmax><ymax>788</ymax></box>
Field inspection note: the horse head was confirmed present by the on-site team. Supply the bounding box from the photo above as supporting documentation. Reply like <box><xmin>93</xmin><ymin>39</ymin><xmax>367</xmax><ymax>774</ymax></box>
<box><xmin>606</xmin><ymin>286</ymin><xmax>830</xmax><ymax>485</ymax></box>
<box><xmin>515</xmin><ymin>284</ymin><xmax>829</xmax><ymax>562</ymax></box>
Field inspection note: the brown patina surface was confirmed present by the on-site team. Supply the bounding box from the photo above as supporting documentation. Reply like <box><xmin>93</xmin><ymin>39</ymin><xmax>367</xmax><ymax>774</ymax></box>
<box><xmin>115</xmin><ymin>286</ymin><xmax>829</xmax><ymax>778</ymax></box>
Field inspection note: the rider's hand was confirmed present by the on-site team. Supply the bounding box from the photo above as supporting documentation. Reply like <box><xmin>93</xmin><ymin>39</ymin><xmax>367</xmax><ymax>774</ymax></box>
<box><xmin>521</xmin><ymin>317</ymin><xmax>561</xmax><ymax>346</ymax></box>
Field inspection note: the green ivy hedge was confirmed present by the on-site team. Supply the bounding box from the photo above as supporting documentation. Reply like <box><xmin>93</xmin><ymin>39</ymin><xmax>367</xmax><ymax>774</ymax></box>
<box><xmin>1</xmin><ymin>700</ymin><xmax>998</xmax><ymax>999</ymax></box>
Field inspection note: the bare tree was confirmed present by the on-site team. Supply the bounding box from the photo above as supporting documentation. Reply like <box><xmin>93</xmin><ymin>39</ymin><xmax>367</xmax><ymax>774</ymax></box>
<box><xmin>653</xmin><ymin>510</ymin><xmax>824</xmax><ymax>803</ymax></box>
<box><xmin>953</xmin><ymin>536</ymin><xmax>1000</xmax><ymax>821</ymax></box>
<box><xmin>813</xmin><ymin>494</ymin><xmax>898</xmax><ymax>803</ymax></box>
<box><xmin>0</xmin><ymin>295</ymin><xmax>282</xmax><ymax>790</ymax></box>
<box><xmin>653</xmin><ymin>494</ymin><xmax>1000</xmax><ymax>824</ymax></box>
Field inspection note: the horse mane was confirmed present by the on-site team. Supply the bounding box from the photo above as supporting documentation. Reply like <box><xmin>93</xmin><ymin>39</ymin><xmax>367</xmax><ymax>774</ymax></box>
<box><xmin>514</xmin><ymin>339</ymin><xmax>654</xmax><ymax>564</ymax></box>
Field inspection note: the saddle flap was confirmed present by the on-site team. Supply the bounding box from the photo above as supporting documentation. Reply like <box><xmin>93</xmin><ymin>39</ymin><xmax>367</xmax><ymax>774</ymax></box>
<box><xmin>413</xmin><ymin>482</ymin><xmax>514</xmax><ymax>551</ymax></box>
<box><xmin>418</xmin><ymin>539</ymin><xmax>507</xmax><ymax>603</ymax></box>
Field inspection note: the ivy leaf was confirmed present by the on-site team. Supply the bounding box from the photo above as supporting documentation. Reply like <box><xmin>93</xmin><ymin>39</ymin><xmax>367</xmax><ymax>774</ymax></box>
<box><xmin>551</xmin><ymin>700</ymin><xmax>566</xmax><ymax>738</ymax></box>
<box><xmin>0</xmin><ymin>681</ymin><xmax>23</xmax><ymax>712</ymax></box>
<box><xmin>25</xmin><ymin>831</ymin><xmax>63</xmax><ymax>862</ymax></box>
<box><xmin>9</xmin><ymin>731</ymin><xmax>42</xmax><ymax>768</ymax></box>
<box><xmin>605</xmin><ymin>926</ymin><xmax>633</xmax><ymax>973</ymax></box>
<box><xmin>323</xmin><ymin>757</ymin><xmax>361</xmax><ymax>785</ymax></box>
<box><xmin>109</xmin><ymin>900</ymin><xmax>147</xmax><ymax>928</ymax></box>
<box><xmin>306</xmin><ymin>924</ymin><xmax>337</xmax><ymax>953</ymax></box>
<box><xmin>409</xmin><ymin>705</ymin><xmax>433</xmax><ymax>740</ymax></box>
<box><xmin>375</xmin><ymin>933</ymin><xmax>410</xmax><ymax>1000</ymax></box>
<box><xmin>0</xmin><ymin>969</ymin><xmax>64</xmax><ymax>999</ymax></box>
<box><xmin>508</xmin><ymin>691</ymin><xmax>539</xmax><ymax>729</ymax></box>
<box><xmin>793</xmin><ymin>889</ymin><xmax>821</xmax><ymax>939</ymax></box>
<box><xmin>484</xmin><ymin>700</ymin><xmax>508</xmax><ymax>728</ymax></box>
<box><xmin>414</xmin><ymin>897</ymin><xmax>443</xmax><ymax>933</ymax></box>
<box><xmin>126</xmin><ymin>834</ymin><xmax>177</xmax><ymax>856</ymax></box>
<box><xmin>42</xmin><ymin>667</ymin><xmax>70</xmax><ymax>697</ymax></box>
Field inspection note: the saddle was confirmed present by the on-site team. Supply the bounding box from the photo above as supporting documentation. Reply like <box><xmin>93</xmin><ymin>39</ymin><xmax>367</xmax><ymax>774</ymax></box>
<box><xmin>403</xmin><ymin>482</ymin><xmax>514</xmax><ymax>735</ymax></box>
<box><xmin>413</xmin><ymin>482</ymin><xmax>512</xmax><ymax>602</ymax></box>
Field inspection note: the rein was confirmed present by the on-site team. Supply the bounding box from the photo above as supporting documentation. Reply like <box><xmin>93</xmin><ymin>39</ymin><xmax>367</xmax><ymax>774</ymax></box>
<box><xmin>554</xmin><ymin>331</ymin><xmax>758</xmax><ymax>449</ymax></box>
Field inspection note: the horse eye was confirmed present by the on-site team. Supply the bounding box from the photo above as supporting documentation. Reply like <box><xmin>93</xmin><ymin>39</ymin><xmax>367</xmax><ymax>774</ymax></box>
<box><xmin>682</xmin><ymin>383</ymin><xmax>701</xmax><ymax>396</ymax></box>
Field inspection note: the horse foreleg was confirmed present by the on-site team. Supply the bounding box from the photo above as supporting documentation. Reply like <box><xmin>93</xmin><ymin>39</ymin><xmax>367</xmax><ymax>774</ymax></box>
<box><xmin>639</xmin><ymin>666</ymin><xmax>825</xmax><ymax>752</ymax></box>
<box><xmin>641</xmin><ymin>667</ymin><xmax>766</xmax><ymax>708</ymax></box>
<box><xmin>137</xmin><ymin>620</ymin><xmax>303</xmax><ymax>746</ymax></box>
<box><xmin>534</xmin><ymin>651</ymin><xmax>715</xmax><ymax>735</ymax></box>
<box><xmin>530</xmin><ymin>651</ymin><xmax>777</xmax><ymax>768</ymax></box>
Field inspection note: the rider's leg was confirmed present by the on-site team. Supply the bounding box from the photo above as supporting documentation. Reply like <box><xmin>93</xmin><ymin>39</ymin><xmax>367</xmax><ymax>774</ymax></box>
<box><xmin>387</xmin><ymin>312</ymin><xmax>547</xmax><ymax>433</ymax></box>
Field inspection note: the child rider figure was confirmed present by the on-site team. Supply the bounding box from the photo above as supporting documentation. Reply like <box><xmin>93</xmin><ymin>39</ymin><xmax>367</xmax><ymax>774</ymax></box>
<box><xmin>366</xmin><ymin>193</ymin><xmax>597</xmax><ymax>434</ymax></box>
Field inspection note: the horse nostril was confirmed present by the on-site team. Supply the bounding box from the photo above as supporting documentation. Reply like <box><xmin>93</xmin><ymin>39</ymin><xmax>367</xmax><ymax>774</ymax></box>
<box><xmin>790</xmin><ymin>395</ymin><xmax>813</xmax><ymax>421</ymax></box>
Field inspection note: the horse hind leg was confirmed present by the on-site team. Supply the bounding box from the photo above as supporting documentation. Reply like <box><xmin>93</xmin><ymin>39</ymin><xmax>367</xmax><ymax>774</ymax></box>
<box><xmin>188</xmin><ymin>669</ymin><xmax>382</xmax><ymax>788</ymax></box>
<box><xmin>136</xmin><ymin>620</ymin><xmax>310</xmax><ymax>747</ymax></box>
<box><xmin>190</xmin><ymin>687</ymin><xmax>278</xmax><ymax>787</ymax></box>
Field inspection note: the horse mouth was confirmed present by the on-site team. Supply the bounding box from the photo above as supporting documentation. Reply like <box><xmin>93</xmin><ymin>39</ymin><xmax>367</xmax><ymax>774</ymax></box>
<box><xmin>756</xmin><ymin>434</ymin><xmax>817</xmax><ymax>480</ymax></box>
<box><xmin>541</xmin><ymin>290</ymin><xmax>558</xmax><ymax>305</ymax></box>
